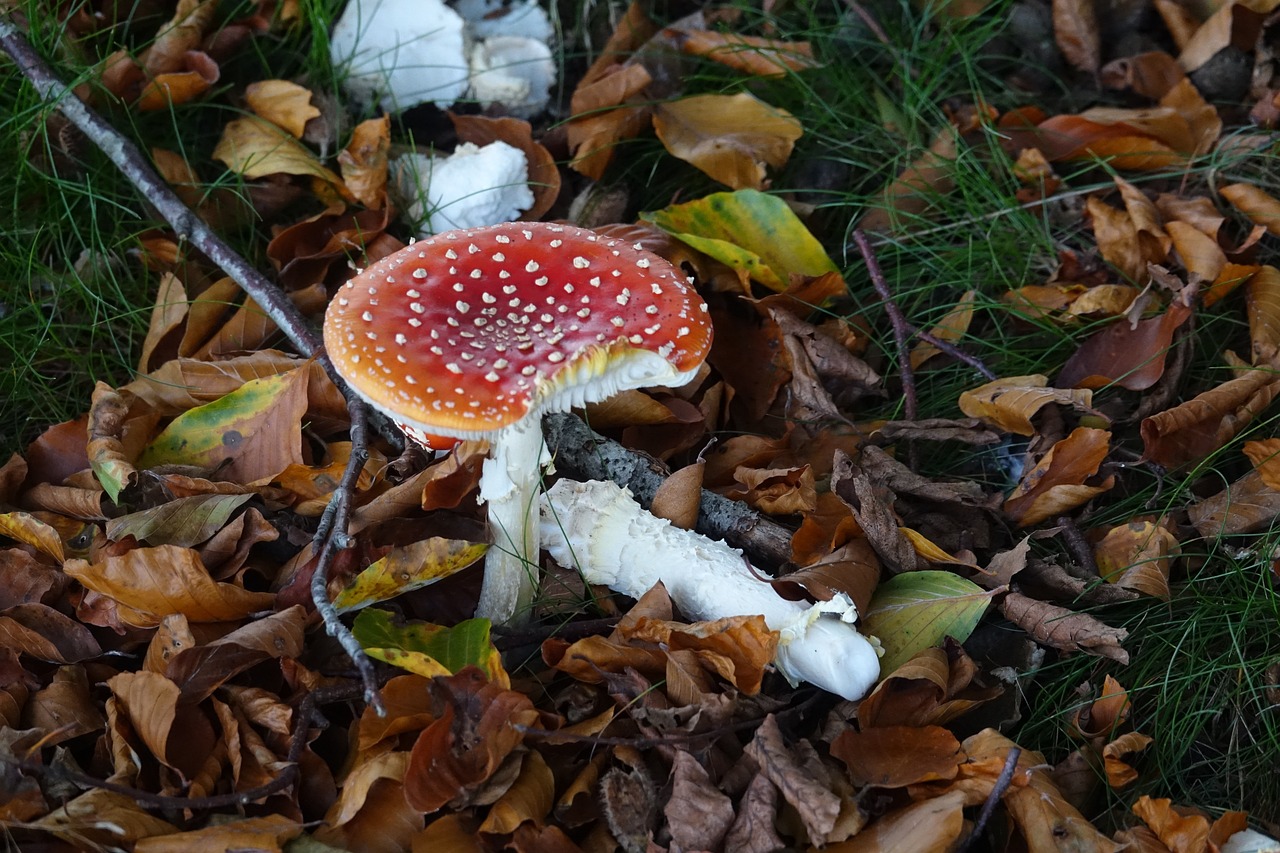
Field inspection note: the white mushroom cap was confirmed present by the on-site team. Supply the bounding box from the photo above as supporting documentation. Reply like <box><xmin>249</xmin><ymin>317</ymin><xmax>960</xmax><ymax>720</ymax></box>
<box><xmin>330</xmin><ymin>0</ymin><xmax>469</xmax><ymax>112</ymax></box>
<box><xmin>468</xmin><ymin>36</ymin><xmax>556</xmax><ymax>118</ymax></box>
<box><xmin>393</xmin><ymin>142</ymin><xmax>534</xmax><ymax>236</ymax></box>
<box><xmin>452</xmin><ymin>0</ymin><xmax>554</xmax><ymax>42</ymax></box>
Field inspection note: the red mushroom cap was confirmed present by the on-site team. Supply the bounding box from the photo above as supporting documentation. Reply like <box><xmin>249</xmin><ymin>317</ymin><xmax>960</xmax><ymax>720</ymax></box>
<box><xmin>323</xmin><ymin>222</ymin><xmax>712</xmax><ymax>439</ymax></box>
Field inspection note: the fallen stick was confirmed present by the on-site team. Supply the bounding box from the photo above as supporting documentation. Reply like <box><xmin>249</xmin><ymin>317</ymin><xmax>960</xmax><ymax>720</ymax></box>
<box><xmin>0</xmin><ymin>15</ymin><xmax>384</xmax><ymax>713</ymax></box>
<box><xmin>543</xmin><ymin>413</ymin><xmax>795</xmax><ymax>568</ymax></box>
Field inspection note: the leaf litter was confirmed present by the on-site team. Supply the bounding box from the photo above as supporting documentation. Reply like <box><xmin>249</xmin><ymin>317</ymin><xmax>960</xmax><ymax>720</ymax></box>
<box><xmin>3</xmin><ymin>0</ymin><xmax>1280</xmax><ymax>850</ymax></box>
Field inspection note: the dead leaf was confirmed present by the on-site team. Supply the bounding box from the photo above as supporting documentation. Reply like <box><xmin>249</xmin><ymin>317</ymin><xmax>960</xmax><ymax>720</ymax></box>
<box><xmin>1000</xmin><ymin>592</ymin><xmax>1129</xmax><ymax>662</ymax></box>
<box><xmin>1054</xmin><ymin>0</ymin><xmax>1101</xmax><ymax>74</ymax></box>
<box><xmin>338</xmin><ymin>116</ymin><xmax>391</xmax><ymax>208</ymax></box>
<box><xmin>244</xmin><ymin>79</ymin><xmax>319</xmax><ymax>139</ymax></box>
<box><xmin>744</xmin><ymin>715</ymin><xmax>841</xmax><ymax>844</ymax></box>
<box><xmin>1004</xmin><ymin>428</ymin><xmax>1115</xmax><ymax>526</ymax></box>
<box><xmin>958</xmin><ymin>375</ymin><xmax>1097</xmax><ymax>436</ymax></box>
<box><xmin>653</xmin><ymin>93</ymin><xmax>803</xmax><ymax>190</ymax></box>
<box><xmin>1141</xmin><ymin>368</ymin><xmax>1280</xmax><ymax>468</ymax></box>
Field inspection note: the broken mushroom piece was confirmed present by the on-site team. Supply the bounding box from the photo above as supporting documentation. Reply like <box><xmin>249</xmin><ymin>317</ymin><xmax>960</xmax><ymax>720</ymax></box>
<box><xmin>540</xmin><ymin>479</ymin><xmax>882</xmax><ymax>700</ymax></box>
<box><xmin>323</xmin><ymin>222</ymin><xmax>713</xmax><ymax>624</ymax></box>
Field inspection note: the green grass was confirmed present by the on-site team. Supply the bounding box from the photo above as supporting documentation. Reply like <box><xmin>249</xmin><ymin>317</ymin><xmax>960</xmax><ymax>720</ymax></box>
<box><xmin>601</xmin><ymin>0</ymin><xmax>1280</xmax><ymax>824</ymax></box>
<box><xmin>5</xmin><ymin>0</ymin><xmax>1280</xmax><ymax>829</ymax></box>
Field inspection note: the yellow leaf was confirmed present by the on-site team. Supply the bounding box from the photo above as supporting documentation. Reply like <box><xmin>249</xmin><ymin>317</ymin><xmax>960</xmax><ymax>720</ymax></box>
<box><xmin>213</xmin><ymin>116</ymin><xmax>352</xmax><ymax>201</ymax></box>
<box><xmin>958</xmin><ymin>375</ymin><xmax>1095</xmax><ymax>436</ymax></box>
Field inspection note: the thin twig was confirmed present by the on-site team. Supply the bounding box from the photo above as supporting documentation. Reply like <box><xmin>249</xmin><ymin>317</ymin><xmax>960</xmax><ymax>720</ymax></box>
<box><xmin>312</xmin><ymin>398</ymin><xmax>385</xmax><ymax>715</ymax></box>
<box><xmin>957</xmin><ymin>746</ymin><xmax>1021</xmax><ymax>853</ymax></box>
<box><xmin>1055</xmin><ymin>515</ymin><xmax>1099</xmax><ymax>579</ymax></box>
<box><xmin>914</xmin><ymin>328</ymin><xmax>997</xmax><ymax>380</ymax></box>
<box><xmin>6</xmin><ymin>682</ymin><xmax>362</xmax><ymax>812</ymax></box>
<box><xmin>0</xmin><ymin>16</ymin><xmax>383</xmax><ymax>712</ymax></box>
<box><xmin>851</xmin><ymin>228</ymin><xmax>917</xmax><ymax>421</ymax></box>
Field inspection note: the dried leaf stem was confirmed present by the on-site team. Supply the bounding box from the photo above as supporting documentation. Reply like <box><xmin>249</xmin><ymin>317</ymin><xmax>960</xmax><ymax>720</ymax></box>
<box><xmin>0</xmin><ymin>15</ymin><xmax>382</xmax><ymax>712</ymax></box>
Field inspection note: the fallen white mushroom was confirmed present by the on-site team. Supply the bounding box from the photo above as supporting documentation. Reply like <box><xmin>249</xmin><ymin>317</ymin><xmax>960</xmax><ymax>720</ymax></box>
<box><xmin>539</xmin><ymin>479</ymin><xmax>883</xmax><ymax>701</ymax></box>
<box><xmin>1223</xmin><ymin>829</ymin><xmax>1280</xmax><ymax>853</ymax></box>
<box><xmin>329</xmin><ymin>0</ymin><xmax>470</xmax><ymax>113</ymax></box>
<box><xmin>468</xmin><ymin>36</ymin><xmax>556</xmax><ymax>118</ymax></box>
<box><xmin>393</xmin><ymin>141</ymin><xmax>534</xmax><ymax>235</ymax></box>
<box><xmin>453</xmin><ymin>0</ymin><xmax>554</xmax><ymax>41</ymax></box>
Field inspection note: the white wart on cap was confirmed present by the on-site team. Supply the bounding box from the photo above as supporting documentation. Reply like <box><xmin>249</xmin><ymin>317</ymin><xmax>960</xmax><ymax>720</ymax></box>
<box><xmin>323</xmin><ymin>222</ymin><xmax>713</xmax><ymax>439</ymax></box>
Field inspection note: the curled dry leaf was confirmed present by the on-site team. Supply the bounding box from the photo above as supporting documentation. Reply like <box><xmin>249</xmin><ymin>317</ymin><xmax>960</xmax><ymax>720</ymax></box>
<box><xmin>338</xmin><ymin>116</ymin><xmax>391</xmax><ymax>209</ymax></box>
<box><xmin>958</xmin><ymin>374</ymin><xmax>1097</xmax><ymax>436</ymax></box>
<box><xmin>1053</xmin><ymin>0</ymin><xmax>1101</xmax><ymax>74</ymax></box>
<box><xmin>1093</xmin><ymin>519</ymin><xmax>1179</xmax><ymax>599</ymax></box>
<box><xmin>64</xmin><ymin>544</ymin><xmax>275</xmax><ymax>627</ymax></box>
<box><xmin>402</xmin><ymin>668</ymin><xmax>539</xmax><ymax>813</ymax></box>
<box><xmin>1246</xmin><ymin>266</ymin><xmax>1280</xmax><ymax>363</ymax></box>
<box><xmin>87</xmin><ymin>382</ymin><xmax>135</xmax><ymax>503</ymax></box>
<box><xmin>1000</xmin><ymin>592</ymin><xmax>1129</xmax><ymax>663</ymax></box>
<box><xmin>243</xmin><ymin>79</ymin><xmax>320</xmax><ymax>139</ymax></box>
<box><xmin>1004</xmin><ymin>427</ymin><xmax>1115</xmax><ymax>527</ymax></box>
<box><xmin>744</xmin><ymin>714</ymin><xmax>841</xmax><ymax>844</ymax></box>
<box><xmin>659</xmin><ymin>26</ymin><xmax>818</xmax><ymax>77</ymax></box>
<box><xmin>1220</xmin><ymin>183</ymin><xmax>1280</xmax><ymax>237</ymax></box>
<box><xmin>664</xmin><ymin>751</ymin><xmax>735</xmax><ymax>852</ymax></box>
<box><xmin>1141</xmin><ymin>368</ymin><xmax>1280</xmax><ymax>468</ymax></box>
<box><xmin>653</xmin><ymin>92</ymin><xmax>803</xmax><ymax>190</ymax></box>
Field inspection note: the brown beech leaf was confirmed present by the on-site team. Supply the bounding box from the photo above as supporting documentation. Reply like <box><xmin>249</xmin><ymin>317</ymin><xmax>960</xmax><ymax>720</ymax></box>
<box><xmin>823</xmin><ymin>790</ymin><xmax>966</xmax><ymax>853</ymax></box>
<box><xmin>1000</xmin><ymin>592</ymin><xmax>1129</xmax><ymax>662</ymax></box>
<box><xmin>1053</xmin><ymin>0</ymin><xmax>1101</xmax><ymax>74</ymax></box>
<box><xmin>1004</xmin><ymin>763</ymin><xmax>1121</xmax><ymax>853</ymax></box>
<box><xmin>1141</xmin><ymin>368</ymin><xmax>1280</xmax><ymax>468</ymax></box>
<box><xmin>1221</xmin><ymin>183</ymin><xmax>1280</xmax><ymax>237</ymax></box>
<box><xmin>566</xmin><ymin>63</ymin><xmax>654</xmax><ymax>180</ymax></box>
<box><xmin>64</xmin><ymin>544</ymin><xmax>275</xmax><ymax>627</ymax></box>
<box><xmin>1100</xmin><ymin>51</ymin><xmax>1187</xmax><ymax>99</ymax></box>
<box><xmin>0</xmin><ymin>548</ymin><xmax>63</xmax><ymax>609</ymax></box>
<box><xmin>1004</xmin><ymin>428</ymin><xmax>1115</xmax><ymax>527</ymax></box>
<box><xmin>744</xmin><ymin>714</ymin><xmax>841</xmax><ymax>843</ymax></box>
<box><xmin>653</xmin><ymin>93</ymin><xmax>803</xmax><ymax>190</ymax></box>
<box><xmin>28</xmin><ymin>664</ymin><xmax>105</xmax><ymax>745</ymax></box>
<box><xmin>664</xmin><ymin>750</ymin><xmax>734</xmax><ymax>852</ymax></box>
<box><xmin>1177</xmin><ymin>0</ymin><xmax>1280</xmax><ymax>74</ymax></box>
<box><xmin>660</xmin><ymin>27</ymin><xmax>818</xmax><ymax>77</ymax></box>
<box><xmin>831</xmin><ymin>725</ymin><xmax>964</xmax><ymax>788</ymax></box>
<box><xmin>165</xmin><ymin>606</ymin><xmax>306</xmax><ymax>702</ymax></box>
<box><xmin>1167</xmin><ymin>220</ymin><xmax>1225</xmax><ymax>283</ymax></box>
<box><xmin>1093</xmin><ymin>519</ymin><xmax>1179</xmax><ymax>599</ymax></box>
<box><xmin>1244</xmin><ymin>438</ymin><xmax>1280</xmax><ymax>491</ymax></box>
<box><xmin>778</xmin><ymin>538</ymin><xmax>881</xmax><ymax>616</ymax></box>
<box><xmin>478</xmin><ymin>750</ymin><xmax>555</xmax><ymax>835</ymax></box>
<box><xmin>860</xmin><ymin>125</ymin><xmax>958</xmax><ymax>231</ymax></box>
<box><xmin>402</xmin><ymin>668</ymin><xmax>539</xmax><ymax>813</ymax></box>
<box><xmin>34</xmin><ymin>788</ymin><xmax>178</xmax><ymax>849</ymax></box>
<box><xmin>1131</xmin><ymin>796</ymin><xmax>1210</xmax><ymax>853</ymax></box>
<box><xmin>134</xmin><ymin>815</ymin><xmax>303</xmax><ymax>853</ymax></box>
<box><xmin>1057</xmin><ymin>301</ymin><xmax>1193</xmax><ymax>390</ymax></box>
<box><xmin>338</xmin><ymin>116</ymin><xmax>391</xmax><ymax>209</ymax></box>
<box><xmin>213</xmin><ymin>117</ymin><xmax>351</xmax><ymax>201</ymax></box>
<box><xmin>649</xmin><ymin>459</ymin><xmax>704</xmax><ymax>530</ymax></box>
<box><xmin>0</xmin><ymin>603</ymin><xmax>101</xmax><ymax>663</ymax></box>
<box><xmin>0</xmin><ymin>511</ymin><xmax>66</xmax><ymax>563</ymax></box>
<box><xmin>244</xmin><ymin>79</ymin><xmax>319</xmax><ymax>139</ymax></box>
<box><xmin>1190</xmin><ymin>469</ymin><xmax>1280</xmax><ymax>537</ymax></box>
<box><xmin>958</xmin><ymin>375</ymin><xmax>1097</xmax><ymax>436</ymax></box>
<box><xmin>1246</xmin><ymin>265</ymin><xmax>1280</xmax><ymax>363</ymax></box>
<box><xmin>625</xmin><ymin>614</ymin><xmax>777</xmax><ymax>695</ymax></box>
<box><xmin>108</xmin><ymin>670</ymin><xmax>217</xmax><ymax>781</ymax></box>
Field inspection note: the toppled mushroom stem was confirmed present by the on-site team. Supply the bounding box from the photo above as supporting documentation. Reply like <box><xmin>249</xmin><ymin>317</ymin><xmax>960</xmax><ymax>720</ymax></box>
<box><xmin>540</xmin><ymin>479</ymin><xmax>883</xmax><ymax>700</ymax></box>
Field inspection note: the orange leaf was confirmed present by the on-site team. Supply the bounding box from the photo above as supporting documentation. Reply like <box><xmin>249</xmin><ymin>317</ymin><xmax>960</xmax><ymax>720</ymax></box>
<box><xmin>1005</xmin><ymin>428</ymin><xmax>1114</xmax><ymax>527</ymax></box>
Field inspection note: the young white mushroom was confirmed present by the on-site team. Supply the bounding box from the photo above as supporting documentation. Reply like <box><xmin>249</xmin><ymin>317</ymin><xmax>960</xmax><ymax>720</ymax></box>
<box><xmin>323</xmin><ymin>223</ymin><xmax>713</xmax><ymax>625</ymax></box>
<box><xmin>393</xmin><ymin>142</ymin><xmax>535</xmax><ymax>236</ymax></box>
<box><xmin>540</xmin><ymin>479</ymin><xmax>883</xmax><ymax>701</ymax></box>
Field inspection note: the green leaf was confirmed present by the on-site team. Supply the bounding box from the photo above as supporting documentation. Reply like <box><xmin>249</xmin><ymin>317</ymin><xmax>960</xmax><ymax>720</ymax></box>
<box><xmin>333</xmin><ymin>538</ymin><xmax>488</xmax><ymax>613</ymax></box>
<box><xmin>860</xmin><ymin>571</ymin><xmax>997</xmax><ymax>674</ymax></box>
<box><xmin>352</xmin><ymin>610</ymin><xmax>503</xmax><ymax>681</ymax></box>
<box><xmin>137</xmin><ymin>368</ymin><xmax>308</xmax><ymax>482</ymax></box>
<box><xmin>642</xmin><ymin>189</ymin><xmax>838</xmax><ymax>292</ymax></box>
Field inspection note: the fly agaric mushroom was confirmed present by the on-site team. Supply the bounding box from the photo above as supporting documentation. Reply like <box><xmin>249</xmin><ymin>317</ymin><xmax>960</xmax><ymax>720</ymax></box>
<box><xmin>323</xmin><ymin>222</ymin><xmax>713</xmax><ymax>624</ymax></box>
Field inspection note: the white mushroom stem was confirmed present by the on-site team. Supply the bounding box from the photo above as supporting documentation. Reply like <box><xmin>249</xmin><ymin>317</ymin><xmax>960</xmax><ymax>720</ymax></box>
<box><xmin>475</xmin><ymin>415</ymin><xmax>549</xmax><ymax>624</ymax></box>
<box><xmin>539</xmin><ymin>479</ymin><xmax>882</xmax><ymax>701</ymax></box>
